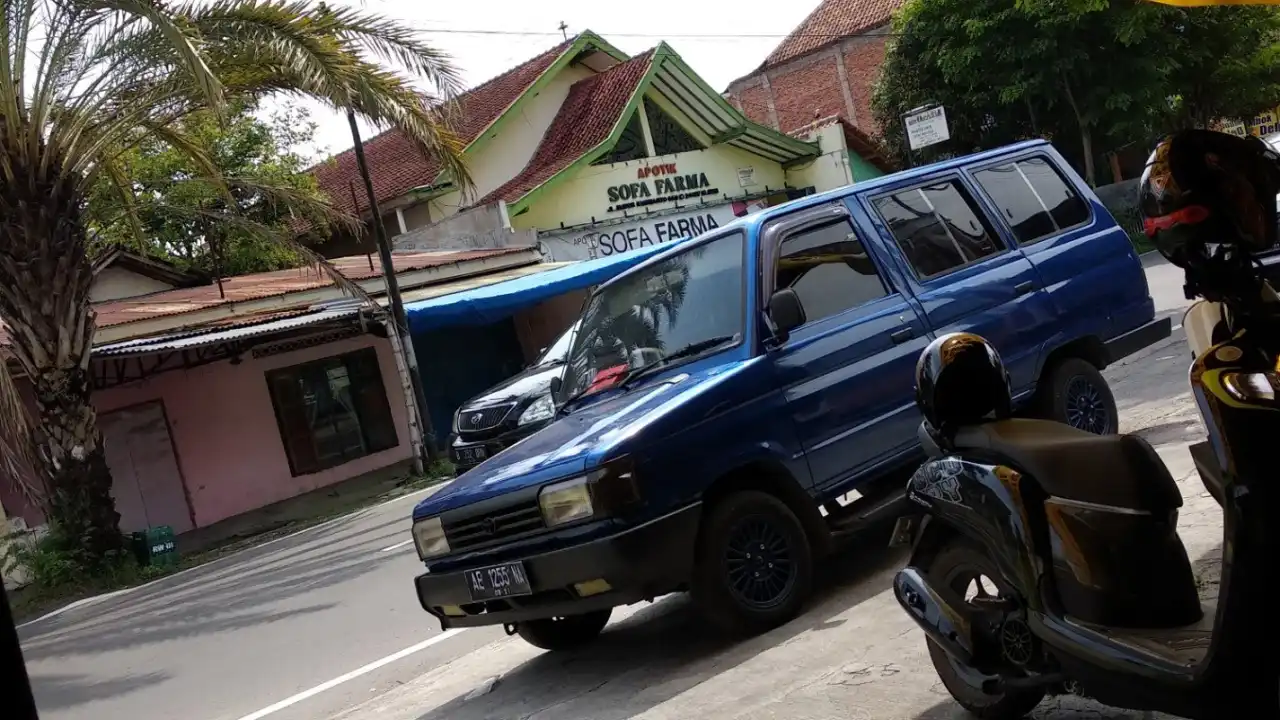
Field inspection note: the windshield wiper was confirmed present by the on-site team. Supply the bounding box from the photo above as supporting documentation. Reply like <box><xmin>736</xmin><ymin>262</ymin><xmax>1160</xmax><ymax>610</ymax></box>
<box><xmin>555</xmin><ymin>381</ymin><xmax>597</xmax><ymax>417</ymax></box>
<box><xmin>555</xmin><ymin>335</ymin><xmax>736</xmax><ymax>417</ymax></box>
<box><xmin>618</xmin><ymin>335</ymin><xmax>737</xmax><ymax>389</ymax></box>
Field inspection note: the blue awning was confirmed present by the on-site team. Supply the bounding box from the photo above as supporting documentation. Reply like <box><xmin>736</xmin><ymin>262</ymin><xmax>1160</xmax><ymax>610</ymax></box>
<box><xmin>404</xmin><ymin>240</ymin><xmax>686</xmax><ymax>332</ymax></box>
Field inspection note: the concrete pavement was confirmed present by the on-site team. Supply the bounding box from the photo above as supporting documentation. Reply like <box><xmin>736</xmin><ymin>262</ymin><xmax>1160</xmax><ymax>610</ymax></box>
<box><xmin>18</xmin><ymin>254</ymin><xmax>1206</xmax><ymax>720</ymax></box>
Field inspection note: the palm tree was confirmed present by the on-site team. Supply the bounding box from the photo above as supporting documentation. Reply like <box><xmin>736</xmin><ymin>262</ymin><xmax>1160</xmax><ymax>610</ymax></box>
<box><xmin>0</xmin><ymin>0</ymin><xmax>471</xmax><ymax>562</ymax></box>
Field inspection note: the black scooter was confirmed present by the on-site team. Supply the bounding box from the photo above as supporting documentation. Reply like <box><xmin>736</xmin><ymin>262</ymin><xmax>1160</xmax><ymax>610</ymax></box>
<box><xmin>891</xmin><ymin>247</ymin><xmax>1280</xmax><ymax>717</ymax></box>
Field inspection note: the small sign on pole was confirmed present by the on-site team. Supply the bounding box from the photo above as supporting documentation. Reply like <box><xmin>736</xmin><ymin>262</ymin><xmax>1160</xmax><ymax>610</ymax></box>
<box><xmin>905</xmin><ymin>105</ymin><xmax>950</xmax><ymax>151</ymax></box>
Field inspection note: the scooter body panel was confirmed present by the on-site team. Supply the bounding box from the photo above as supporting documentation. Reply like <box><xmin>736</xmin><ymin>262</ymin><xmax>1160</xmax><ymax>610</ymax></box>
<box><xmin>896</xmin><ymin>329</ymin><xmax>1280</xmax><ymax>718</ymax></box>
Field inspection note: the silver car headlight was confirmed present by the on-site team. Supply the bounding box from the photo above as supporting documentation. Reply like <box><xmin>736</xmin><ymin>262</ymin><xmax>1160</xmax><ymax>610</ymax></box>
<box><xmin>518</xmin><ymin>394</ymin><xmax>556</xmax><ymax>426</ymax></box>
<box><xmin>412</xmin><ymin>516</ymin><xmax>450</xmax><ymax>560</ymax></box>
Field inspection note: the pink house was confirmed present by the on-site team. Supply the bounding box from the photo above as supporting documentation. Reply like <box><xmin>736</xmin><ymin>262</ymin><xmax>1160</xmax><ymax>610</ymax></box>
<box><xmin>0</xmin><ymin>246</ymin><xmax>553</xmax><ymax>538</ymax></box>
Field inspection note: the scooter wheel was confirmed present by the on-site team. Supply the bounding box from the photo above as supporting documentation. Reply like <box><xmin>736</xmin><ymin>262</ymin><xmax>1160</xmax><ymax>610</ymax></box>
<box><xmin>926</xmin><ymin>539</ymin><xmax>1046</xmax><ymax>719</ymax></box>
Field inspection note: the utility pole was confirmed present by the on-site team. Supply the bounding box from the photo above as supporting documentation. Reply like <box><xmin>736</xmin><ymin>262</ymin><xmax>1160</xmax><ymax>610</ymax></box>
<box><xmin>346</xmin><ymin>110</ymin><xmax>440</xmax><ymax>462</ymax></box>
<box><xmin>558</xmin><ymin>21</ymin><xmax>568</xmax><ymax>40</ymax></box>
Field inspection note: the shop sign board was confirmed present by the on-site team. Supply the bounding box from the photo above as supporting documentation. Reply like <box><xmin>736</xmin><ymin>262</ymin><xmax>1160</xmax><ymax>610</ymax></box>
<box><xmin>905</xmin><ymin>106</ymin><xmax>950</xmax><ymax>150</ymax></box>
<box><xmin>1248</xmin><ymin>107</ymin><xmax>1280</xmax><ymax>137</ymax></box>
<box><xmin>604</xmin><ymin>161</ymin><xmax>721</xmax><ymax>213</ymax></box>
<box><xmin>537</xmin><ymin>201</ymin><xmax>764</xmax><ymax>262</ymax></box>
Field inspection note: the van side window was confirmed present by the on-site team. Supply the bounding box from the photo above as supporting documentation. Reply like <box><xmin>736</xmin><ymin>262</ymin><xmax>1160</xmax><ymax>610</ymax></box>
<box><xmin>974</xmin><ymin>157</ymin><xmax>1090</xmax><ymax>245</ymax></box>
<box><xmin>875</xmin><ymin>180</ymin><xmax>1003</xmax><ymax>278</ymax></box>
<box><xmin>775</xmin><ymin>220</ymin><xmax>887</xmax><ymax>324</ymax></box>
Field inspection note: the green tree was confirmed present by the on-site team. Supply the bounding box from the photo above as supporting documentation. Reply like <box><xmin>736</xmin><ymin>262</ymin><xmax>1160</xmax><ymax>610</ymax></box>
<box><xmin>875</xmin><ymin>0</ymin><xmax>1254</xmax><ymax>183</ymax></box>
<box><xmin>0</xmin><ymin>0</ymin><xmax>472</xmax><ymax>564</ymax></box>
<box><xmin>88</xmin><ymin>100</ymin><xmax>326</xmax><ymax>277</ymax></box>
<box><xmin>1164</xmin><ymin>6</ymin><xmax>1280</xmax><ymax>129</ymax></box>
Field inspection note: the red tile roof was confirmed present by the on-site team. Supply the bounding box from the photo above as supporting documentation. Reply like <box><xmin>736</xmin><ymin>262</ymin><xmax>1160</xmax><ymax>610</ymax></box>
<box><xmin>762</xmin><ymin>0</ymin><xmax>904</xmax><ymax>69</ymax></box>
<box><xmin>310</xmin><ymin>37</ymin><xmax>578</xmax><ymax>216</ymax></box>
<box><xmin>0</xmin><ymin>248</ymin><xmax>532</xmax><ymax>350</ymax></box>
<box><xmin>476</xmin><ymin>51</ymin><xmax>655</xmax><ymax>207</ymax></box>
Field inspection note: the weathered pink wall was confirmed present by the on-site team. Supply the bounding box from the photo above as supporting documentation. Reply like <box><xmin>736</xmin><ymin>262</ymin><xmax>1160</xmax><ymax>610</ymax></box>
<box><xmin>92</xmin><ymin>334</ymin><xmax>412</xmax><ymax>528</ymax></box>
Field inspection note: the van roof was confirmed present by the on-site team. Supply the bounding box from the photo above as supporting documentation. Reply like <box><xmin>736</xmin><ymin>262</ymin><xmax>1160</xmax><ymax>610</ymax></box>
<box><xmin>741</xmin><ymin>138</ymin><xmax>1054</xmax><ymax>232</ymax></box>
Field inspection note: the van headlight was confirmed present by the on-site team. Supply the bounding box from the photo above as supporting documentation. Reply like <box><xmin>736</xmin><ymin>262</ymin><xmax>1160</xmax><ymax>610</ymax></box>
<box><xmin>537</xmin><ymin>457</ymin><xmax>640</xmax><ymax>528</ymax></box>
<box><xmin>412</xmin><ymin>516</ymin><xmax>450</xmax><ymax>560</ymax></box>
<box><xmin>518</xmin><ymin>394</ymin><xmax>556</xmax><ymax>425</ymax></box>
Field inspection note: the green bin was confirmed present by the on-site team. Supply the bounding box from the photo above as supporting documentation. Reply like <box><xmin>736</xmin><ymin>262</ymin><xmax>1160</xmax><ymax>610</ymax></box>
<box><xmin>131</xmin><ymin>526</ymin><xmax>179</xmax><ymax>568</ymax></box>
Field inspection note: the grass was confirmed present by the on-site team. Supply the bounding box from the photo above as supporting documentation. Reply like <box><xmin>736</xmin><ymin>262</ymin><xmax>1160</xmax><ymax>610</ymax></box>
<box><xmin>5</xmin><ymin>462</ymin><xmax>454</xmax><ymax>623</ymax></box>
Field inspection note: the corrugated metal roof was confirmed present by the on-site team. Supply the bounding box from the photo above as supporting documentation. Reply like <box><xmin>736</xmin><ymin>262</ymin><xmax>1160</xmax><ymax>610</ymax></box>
<box><xmin>89</xmin><ymin>264</ymin><xmax>566</xmax><ymax>358</ymax></box>
<box><xmin>93</xmin><ymin>306</ymin><xmax>361</xmax><ymax>357</ymax></box>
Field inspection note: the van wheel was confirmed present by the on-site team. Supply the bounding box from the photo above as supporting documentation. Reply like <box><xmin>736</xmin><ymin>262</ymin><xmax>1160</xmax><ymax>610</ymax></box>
<box><xmin>692</xmin><ymin>491</ymin><xmax>813</xmax><ymax>635</ymax></box>
<box><xmin>1036</xmin><ymin>358</ymin><xmax>1117</xmax><ymax>435</ymax></box>
<box><xmin>516</xmin><ymin>609</ymin><xmax>611</xmax><ymax>651</ymax></box>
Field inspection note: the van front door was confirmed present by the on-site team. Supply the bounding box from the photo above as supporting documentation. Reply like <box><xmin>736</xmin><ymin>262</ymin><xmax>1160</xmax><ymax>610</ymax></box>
<box><xmin>764</xmin><ymin>204</ymin><xmax>932</xmax><ymax>496</ymax></box>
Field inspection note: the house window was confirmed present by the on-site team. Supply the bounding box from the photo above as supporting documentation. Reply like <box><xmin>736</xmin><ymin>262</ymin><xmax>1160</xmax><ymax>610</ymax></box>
<box><xmin>874</xmin><ymin>180</ymin><xmax>1004</xmax><ymax>279</ymax></box>
<box><xmin>266</xmin><ymin>348</ymin><xmax>398</xmax><ymax>476</ymax></box>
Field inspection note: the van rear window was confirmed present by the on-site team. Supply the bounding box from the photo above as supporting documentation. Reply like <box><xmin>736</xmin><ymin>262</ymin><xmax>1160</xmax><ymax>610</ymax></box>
<box><xmin>973</xmin><ymin>157</ymin><xmax>1090</xmax><ymax>245</ymax></box>
<box><xmin>874</xmin><ymin>180</ymin><xmax>1003</xmax><ymax>278</ymax></box>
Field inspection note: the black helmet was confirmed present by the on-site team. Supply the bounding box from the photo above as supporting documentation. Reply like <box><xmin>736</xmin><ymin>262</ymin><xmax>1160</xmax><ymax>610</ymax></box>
<box><xmin>1139</xmin><ymin>129</ymin><xmax>1280</xmax><ymax>269</ymax></box>
<box><xmin>915</xmin><ymin>333</ymin><xmax>1011</xmax><ymax>436</ymax></box>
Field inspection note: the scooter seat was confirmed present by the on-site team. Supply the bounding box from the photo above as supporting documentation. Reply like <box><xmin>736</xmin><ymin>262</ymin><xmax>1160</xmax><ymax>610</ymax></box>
<box><xmin>952</xmin><ymin>419</ymin><xmax>1183</xmax><ymax>512</ymax></box>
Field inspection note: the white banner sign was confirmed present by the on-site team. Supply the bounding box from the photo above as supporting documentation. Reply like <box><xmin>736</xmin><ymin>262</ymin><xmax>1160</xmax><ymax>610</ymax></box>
<box><xmin>905</xmin><ymin>106</ymin><xmax>950</xmax><ymax>151</ymax></box>
<box><xmin>536</xmin><ymin>202</ymin><xmax>763</xmax><ymax>262</ymax></box>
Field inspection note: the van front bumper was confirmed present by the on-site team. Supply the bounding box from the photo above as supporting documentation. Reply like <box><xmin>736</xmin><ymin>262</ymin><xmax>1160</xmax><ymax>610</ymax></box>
<box><xmin>414</xmin><ymin>503</ymin><xmax>701</xmax><ymax>629</ymax></box>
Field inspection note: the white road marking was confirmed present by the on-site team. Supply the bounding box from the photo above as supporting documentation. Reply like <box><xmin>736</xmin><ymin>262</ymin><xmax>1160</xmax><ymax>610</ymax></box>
<box><xmin>234</xmin><ymin>629</ymin><xmax>466</xmax><ymax>720</ymax></box>
<box><xmin>380</xmin><ymin>539</ymin><xmax>414</xmax><ymax>552</ymax></box>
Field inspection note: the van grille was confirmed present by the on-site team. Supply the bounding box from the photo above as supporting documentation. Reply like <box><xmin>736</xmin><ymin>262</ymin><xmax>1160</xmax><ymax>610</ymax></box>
<box><xmin>457</xmin><ymin>403</ymin><xmax>514</xmax><ymax>433</ymax></box>
<box><xmin>443</xmin><ymin>499</ymin><xmax>545</xmax><ymax>551</ymax></box>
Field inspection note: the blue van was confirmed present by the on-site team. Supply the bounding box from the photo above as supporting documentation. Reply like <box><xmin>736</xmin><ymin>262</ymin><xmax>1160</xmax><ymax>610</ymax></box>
<box><xmin>409</xmin><ymin>140</ymin><xmax>1171</xmax><ymax>651</ymax></box>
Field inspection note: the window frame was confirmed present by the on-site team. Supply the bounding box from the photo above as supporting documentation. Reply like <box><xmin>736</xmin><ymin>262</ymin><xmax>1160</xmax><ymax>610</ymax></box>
<box><xmin>869</xmin><ymin>173</ymin><xmax>1011</xmax><ymax>283</ymax></box>
<box><xmin>265</xmin><ymin>346</ymin><xmax>399</xmax><ymax>477</ymax></box>
<box><xmin>774</xmin><ymin>220</ymin><xmax>890</xmax><ymax>327</ymax></box>
<box><xmin>759</xmin><ymin>202</ymin><xmax>897</xmax><ymax>334</ymax></box>
<box><xmin>967</xmin><ymin>153</ymin><xmax>1094</xmax><ymax>247</ymax></box>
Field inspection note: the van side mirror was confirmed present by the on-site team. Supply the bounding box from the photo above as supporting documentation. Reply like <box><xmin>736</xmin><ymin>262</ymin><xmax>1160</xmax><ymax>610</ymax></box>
<box><xmin>767</xmin><ymin>288</ymin><xmax>806</xmax><ymax>343</ymax></box>
<box><xmin>548</xmin><ymin>376</ymin><xmax>563</xmax><ymax>397</ymax></box>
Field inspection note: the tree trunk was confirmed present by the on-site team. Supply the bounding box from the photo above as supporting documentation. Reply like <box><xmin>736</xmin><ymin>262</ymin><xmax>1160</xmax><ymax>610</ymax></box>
<box><xmin>0</xmin><ymin>140</ymin><xmax>124</xmax><ymax>563</ymax></box>
<box><xmin>1060</xmin><ymin>74</ymin><xmax>1096</xmax><ymax>187</ymax></box>
<box><xmin>1080</xmin><ymin>125</ymin><xmax>1096</xmax><ymax>188</ymax></box>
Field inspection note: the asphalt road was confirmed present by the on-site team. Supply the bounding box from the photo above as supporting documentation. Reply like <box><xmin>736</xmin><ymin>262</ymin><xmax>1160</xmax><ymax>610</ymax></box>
<box><xmin>17</xmin><ymin>253</ymin><xmax>1190</xmax><ymax>720</ymax></box>
<box><xmin>18</xmin><ymin>489</ymin><xmax>507</xmax><ymax>720</ymax></box>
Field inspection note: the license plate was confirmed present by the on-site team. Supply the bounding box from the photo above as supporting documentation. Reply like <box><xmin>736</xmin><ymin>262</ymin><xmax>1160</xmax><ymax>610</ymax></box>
<box><xmin>465</xmin><ymin>561</ymin><xmax>532</xmax><ymax>601</ymax></box>
<box><xmin>455</xmin><ymin>446</ymin><xmax>488</xmax><ymax>464</ymax></box>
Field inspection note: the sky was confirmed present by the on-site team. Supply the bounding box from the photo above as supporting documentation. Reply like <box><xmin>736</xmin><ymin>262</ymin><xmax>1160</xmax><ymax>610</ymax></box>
<box><xmin>283</xmin><ymin>0</ymin><xmax>827</xmax><ymax>159</ymax></box>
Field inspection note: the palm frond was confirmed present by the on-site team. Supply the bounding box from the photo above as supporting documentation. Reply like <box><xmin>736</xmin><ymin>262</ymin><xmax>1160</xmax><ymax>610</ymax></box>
<box><xmin>0</xmin><ymin>358</ymin><xmax>45</xmax><ymax>509</ymax></box>
<box><xmin>93</xmin><ymin>153</ymin><xmax>148</xmax><ymax>250</ymax></box>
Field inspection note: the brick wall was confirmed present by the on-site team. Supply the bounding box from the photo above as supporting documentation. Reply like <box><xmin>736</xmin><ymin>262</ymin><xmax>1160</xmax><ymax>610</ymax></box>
<box><xmin>840</xmin><ymin>35</ymin><xmax>890</xmax><ymax>136</ymax></box>
<box><xmin>727</xmin><ymin>31</ymin><xmax>890</xmax><ymax>138</ymax></box>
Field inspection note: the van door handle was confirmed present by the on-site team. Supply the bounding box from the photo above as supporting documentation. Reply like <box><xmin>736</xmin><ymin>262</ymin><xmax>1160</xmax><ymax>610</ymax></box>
<box><xmin>890</xmin><ymin>327</ymin><xmax>914</xmax><ymax>344</ymax></box>
<box><xmin>1014</xmin><ymin>280</ymin><xmax>1036</xmax><ymax>296</ymax></box>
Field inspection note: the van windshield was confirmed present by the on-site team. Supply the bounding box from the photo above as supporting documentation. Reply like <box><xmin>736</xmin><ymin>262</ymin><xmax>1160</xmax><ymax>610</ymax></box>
<box><xmin>558</xmin><ymin>232</ymin><xmax>746</xmax><ymax>402</ymax></box>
